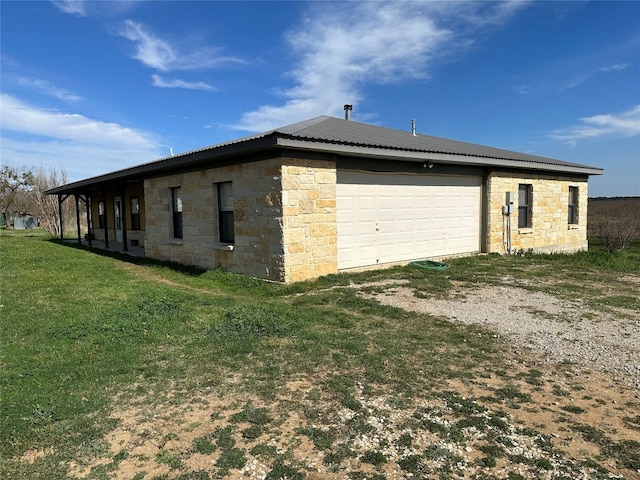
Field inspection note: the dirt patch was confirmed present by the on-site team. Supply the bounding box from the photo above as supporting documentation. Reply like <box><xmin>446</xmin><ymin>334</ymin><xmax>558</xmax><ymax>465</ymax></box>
<box><xmin>20</xmin><ymin>448</ymin><xmax>54</xmax><ymax>465</ymax></box>
<box><xmin>62</xmin><ymin>362</ymin><xmax>639</xmax><ymax>479</ymax></box>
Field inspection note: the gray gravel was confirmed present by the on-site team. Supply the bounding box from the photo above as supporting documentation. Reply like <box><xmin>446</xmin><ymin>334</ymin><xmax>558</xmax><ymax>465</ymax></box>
<box><xmin>360</xmin><ymin>282</ymin><xmax>640</xmax><ymax>390</ymax></box>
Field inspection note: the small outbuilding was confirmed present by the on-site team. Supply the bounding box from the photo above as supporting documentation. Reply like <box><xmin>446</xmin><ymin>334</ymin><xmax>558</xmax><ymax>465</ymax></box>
<box><xmin>47</xmin><ymin>113</ymin><xmax>603</xmax><ymax>283</ymax></box>
<box><xmin>13</xmin><ymin>215</ymin><xmax>38</xmax><ymax>230</ymax></box>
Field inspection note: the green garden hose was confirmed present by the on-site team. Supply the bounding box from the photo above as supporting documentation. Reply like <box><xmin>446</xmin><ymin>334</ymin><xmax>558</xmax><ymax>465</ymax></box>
<box><xmin>410</xmin><ymin>260</ymin><xmax>449</xmax><ymax>270</ymax></box>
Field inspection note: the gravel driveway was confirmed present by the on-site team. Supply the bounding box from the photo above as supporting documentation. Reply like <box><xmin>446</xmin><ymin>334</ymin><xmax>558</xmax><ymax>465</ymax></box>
<box><xmin>361</xmin><ymin>282</ymin><xmax>640</xmax><ymax>390</ymax></box>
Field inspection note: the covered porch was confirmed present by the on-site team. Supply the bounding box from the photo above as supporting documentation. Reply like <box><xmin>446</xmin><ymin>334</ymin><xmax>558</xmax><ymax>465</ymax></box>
<box><xmin>47</xmin><ymin>179</ymin><xmax>146</xmax><ymax>254</ymax></box>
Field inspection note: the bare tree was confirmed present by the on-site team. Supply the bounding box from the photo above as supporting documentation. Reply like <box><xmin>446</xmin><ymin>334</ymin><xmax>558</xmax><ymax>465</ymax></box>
<box><xmin>0</xmin><ymin>164</ymin><xmax>35</xmax><ymax>227</ymax></box>
<box><xmin>589</xmin><ymin>198</ymin><xmax>640</xmax><ymax>252</ymax></box>
<box><xmin>29</xmin><ymin>166</ymin><xmax>76</xmax><ymax>236</ymax></box>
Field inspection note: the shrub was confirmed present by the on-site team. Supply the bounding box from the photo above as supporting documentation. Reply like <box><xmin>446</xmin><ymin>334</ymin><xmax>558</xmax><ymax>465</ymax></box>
<box><xmin>589</xmin><ymin>198</ymin><xmax>640</xmax><ymax>252</ymax></box>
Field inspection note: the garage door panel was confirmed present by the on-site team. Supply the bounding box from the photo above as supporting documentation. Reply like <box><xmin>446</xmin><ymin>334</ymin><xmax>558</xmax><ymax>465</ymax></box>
<box><xmin>337</xmin><ymin>171</ymin><xmax>481</xmax><ymax>269</ymax></box>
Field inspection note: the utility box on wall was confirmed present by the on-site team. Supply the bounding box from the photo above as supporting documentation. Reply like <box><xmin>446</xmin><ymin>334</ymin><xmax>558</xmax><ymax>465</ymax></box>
<box><xmin>502</xmin><ymin>191</ymin><xmax>515</xmax><ymax>215</ymax></box>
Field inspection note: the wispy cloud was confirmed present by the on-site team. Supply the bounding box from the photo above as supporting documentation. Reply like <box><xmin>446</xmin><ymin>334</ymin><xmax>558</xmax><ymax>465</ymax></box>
<box><xmin>551</xmin><ymin>105</ymin><xmax>640</xmax><ymax>146</ymax></box>
<box><xmin>51</xmin><ymin>0</ymin><xmax>137</xmax><ymax>18</ymax></box>
<box><xmin>559</xmin><ymin>72</ymin><xmax>593</xmax><ymax>91</ymax></box>
<box><xmin>599</xmin><ymin>62</ymin><xmax>630</xmax><ymax>72</ymax></box>
<box><xmin>51</xmin><ymin>0</ymin><xmax>86</xmax><ymax>17</ymax></box>
<box><xmin>559</xmin><ymin>62</ymin><xmax>632</xmax><ymax>91</ymax></box>
<box><xmin>118</xmin><ymin>20</ymin><xmax>242</xmax><ymax>72</ymax></box>
<box><xmin>17</xmin><ymin>77</ymin><xmax>83</xmax><ymax>102</ymax></box>
<box><xmin>0</xmin><ymin>94</ymin><xmax>163</xmax><ymax>180</ymax></box>
<box><xmin>234</xmin><ymin>1</ymin><xmax>529</xmax><ymax>132</ymax></box>
<box><xmin>514</xmin><ymin>84</ymin><xmax>533</xmax><ymax>95</ymax></box>
<box><xmin>151</xmin><ymin>74</ymin><xmax>216</xmax><ymax>91</ymax></box>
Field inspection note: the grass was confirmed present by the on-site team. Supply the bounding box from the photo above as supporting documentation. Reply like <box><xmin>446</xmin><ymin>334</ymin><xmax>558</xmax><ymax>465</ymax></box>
<box><xmin>1</xmin><ymin>229</ymin><xmax>638</xmax><ymax>479</ymax></box>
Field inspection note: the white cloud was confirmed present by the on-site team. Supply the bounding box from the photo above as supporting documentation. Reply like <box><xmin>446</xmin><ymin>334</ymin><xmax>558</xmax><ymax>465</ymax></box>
<box><xmin>17</xmin><ymin>77</ymin><xmax>83</xmax><ymax>102</ymax></box>
<box><xmin>151</xmin><ymin>74</ymin><xmax>216</xmax><ymax>91</ymax></box>
<box><xmin>234</xmin><ymin>1</ymin><xmax>529</xmax><ymax>132</ymax></box>
<box><xmin>118</xmin><ymin>20</ymin><xmax>242</xmax><ymax>72</ymax></box>
<box><xmin>51</xmin><ymin>0</ymin><xmax>86</xmax><ymax>17</ymax></box>
<box><xmin>0</xmin><ymin>94</ymin><xmax>163</xmax><ymax>180</ymax></box>
<box><xmin>551</xmin><ymin>105</ymin><xmax>640</xmax><ymax>146</ymax></box>
<box><xmin>119</xmin><ymin>20</ymin><xmax>175</xmax><ymax>71</ymax></box>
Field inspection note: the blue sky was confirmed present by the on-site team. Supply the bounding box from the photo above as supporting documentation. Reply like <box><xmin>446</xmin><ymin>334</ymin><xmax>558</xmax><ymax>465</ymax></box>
<box><xmin>1</xmin><ymin>1</ymin><xmax>639</xmax><ymax>197</ymax></box>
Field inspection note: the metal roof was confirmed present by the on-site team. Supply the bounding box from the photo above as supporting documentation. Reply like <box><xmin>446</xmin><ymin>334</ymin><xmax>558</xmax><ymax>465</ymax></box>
<box><xmin>46</xmin><ymin>115</ymin><xmax>603</xmax><ymax>195</ymax></box>
<box><xmin>274</xmin><ymin>116</ymin><xmax>603</xmax><ymax>172</ymax></box>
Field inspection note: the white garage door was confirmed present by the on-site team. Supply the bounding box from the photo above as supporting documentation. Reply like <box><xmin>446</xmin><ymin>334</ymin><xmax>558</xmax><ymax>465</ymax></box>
<box><xmin>337</xmin><ymin>170</ymin><xmax>482</xmax><ymax>269</ymax></box>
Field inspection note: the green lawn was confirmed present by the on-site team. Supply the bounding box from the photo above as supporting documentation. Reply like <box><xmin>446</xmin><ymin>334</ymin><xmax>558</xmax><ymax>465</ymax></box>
<box><xmin>1</xmin><ymin>229</ymin><xmax>638</xmax><ymax>479</ymax></box>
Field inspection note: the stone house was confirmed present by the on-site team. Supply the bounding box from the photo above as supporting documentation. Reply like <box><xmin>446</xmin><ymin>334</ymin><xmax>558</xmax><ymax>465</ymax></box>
<box><xmin>47</xmin><ymin>114</ymin><xmax>603</xmax><ymax>283</ymax></box>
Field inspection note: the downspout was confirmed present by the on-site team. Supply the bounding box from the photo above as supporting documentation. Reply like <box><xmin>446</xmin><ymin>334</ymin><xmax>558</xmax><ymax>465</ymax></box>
<box><xmin>481</xmin><ymin>171</ymin><xmax>489</xmax><ymax>253</ymax></box>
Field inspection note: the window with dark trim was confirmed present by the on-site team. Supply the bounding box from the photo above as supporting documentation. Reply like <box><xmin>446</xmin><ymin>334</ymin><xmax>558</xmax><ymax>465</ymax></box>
<box><xmin>171</xmin><ymin>187</ymin><xmax>183</xmax><ymax>239</ymax></box>
<box><xmin>98</xmin><ymin>201</ymin><xmax>106</xmax><ymax>229</ymax></box>
<box><xmin>130</xmin><ymin>197</ymin><xmax>141</xmax><ymax>230</ymax></box>
<box><xmin>518</xmin><ymin>183</ymin><xmax>533</xmax><ymax>229</ymax></box>
<box><xmin>217</xmin><ymin>182</ymin><xmax>234</xmax><ymax>244</ymax></box>
<box><xmin>568</xmin><ymin>186</ymin><xmax>579</xmax><ymax>225</ymax></box>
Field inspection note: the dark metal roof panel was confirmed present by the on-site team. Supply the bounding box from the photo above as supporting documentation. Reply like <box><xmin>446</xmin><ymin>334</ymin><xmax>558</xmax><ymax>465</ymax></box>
<box><xmin>46</xmin><ymin>115</ymin><xmax>603</xmax><ymax>195</ymax></box>
<box><xmin>273</xmin><ymin>116</ymin><xmax>601</xmax><ymax>172</ymax></box>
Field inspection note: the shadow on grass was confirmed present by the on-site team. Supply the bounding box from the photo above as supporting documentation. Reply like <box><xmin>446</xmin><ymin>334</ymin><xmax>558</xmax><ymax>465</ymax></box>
<box><xmin>48</xmin><ymin>238</ymin><xmax>208</xmax><ymax>277</ymax></box>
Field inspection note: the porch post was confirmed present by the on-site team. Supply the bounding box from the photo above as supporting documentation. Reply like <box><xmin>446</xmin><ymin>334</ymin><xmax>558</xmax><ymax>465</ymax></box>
<box><xmin>85</xmin><ymin>194</ymin><xmax>93</xmax><ymax>246</ymax></box>
<box><xmin>120</xmin><ymin>186</ymin><xmax>128</xmax><ymax>252</ymax></box>
<box><xmin>58</xmin><ymin>194</ymin><xmax>64</xmax><ymax>240</ymax></box>
<box><xmin>102</xmin><ymin>190</ymin><xmax>109</xmax><ymax>249</ymax></box>
<box><xmin>75</xmin><ymin>194</ymin><xmax>82</xmax><ymax>244</ymax></box>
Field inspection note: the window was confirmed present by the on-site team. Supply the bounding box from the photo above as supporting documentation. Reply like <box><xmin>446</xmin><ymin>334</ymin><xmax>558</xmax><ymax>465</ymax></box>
<box><xmin>98</xmin><ymin>201</ymin><xmax>106</xmax><ymax>229</ymax></box>
<box><xmin>568</xmin><ymin>186</ymin><xmax>579</xmax><ymax>225</ymax></box>
<box><xmin>171</xmin><ymin>187</ymin><xmax>183</xmax><ymax>239</ymax></box>
<box><xmin>217</xmin><ymin>182</ymin><xmax>234</xmax><ymax>244</ymax></box>
<box><xmin>130</xmin><ymin>197</ymin><xmax>141</xmax><ymax>230</ymax></box>
<box><xmin>518</xmin><ymin>184</ymin><xmax>533</xmax><ymax>229</ymax></box>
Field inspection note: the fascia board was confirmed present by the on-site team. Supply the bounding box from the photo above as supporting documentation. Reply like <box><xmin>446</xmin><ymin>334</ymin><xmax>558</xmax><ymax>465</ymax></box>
<box><xmin>46</xmin><ymin>135</ymin><xmax>281</xmax><ymax>195</ymax></box>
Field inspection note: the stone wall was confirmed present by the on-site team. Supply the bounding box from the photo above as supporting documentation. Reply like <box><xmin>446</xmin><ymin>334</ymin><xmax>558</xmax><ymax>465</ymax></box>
<box><xmin>486</xmin><ymin>172</ymin><xmax>589</xmax><ymax>254</ymax></box>
<box><xmin>96</xmin><ymin>160</ymin><xmax>592</xmax><ymax>282</ymax></box>
<box><xmin>281</xmin><ymin>158</ymin><xmax>338</xmax><ymax>282</ymax></box>
<box><xmin>144</xmin><ymin>158</ymin><xmax>286</xmax><ymax>281</ymax></box>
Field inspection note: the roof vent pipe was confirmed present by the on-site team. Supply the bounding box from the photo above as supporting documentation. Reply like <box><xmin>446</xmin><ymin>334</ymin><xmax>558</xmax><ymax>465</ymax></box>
<box><xmin>411</xmin><ymin>119</ymin><xmax>416</xmax><ymax>136</ymax></box>
<box><xmin>344</xmin><ymin>104</ymin><xmax>353</xmax><ymax>120</ymax></box>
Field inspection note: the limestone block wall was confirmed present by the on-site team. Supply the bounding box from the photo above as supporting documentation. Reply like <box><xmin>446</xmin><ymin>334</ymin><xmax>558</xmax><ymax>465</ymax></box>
<box><xmin>486</xmin><ymin>172</ymin><xmax>589</xmax><ymax>254</ymax></box>
<box><xmin>281</xmin><ymin>158</ymin><xmax>338</xmax><ymax>282</ymax></box>
<box><xmin>144</xmin><ymin>157</ymin><xmax>286</xmax><ymax>281</ymax></box>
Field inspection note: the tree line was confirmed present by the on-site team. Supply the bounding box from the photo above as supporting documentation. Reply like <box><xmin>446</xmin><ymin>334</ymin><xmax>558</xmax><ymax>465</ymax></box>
<box><xmin>0</xmin><ymin>164</ymin><xmax>75</xmax><ymax>236</ymax></box>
